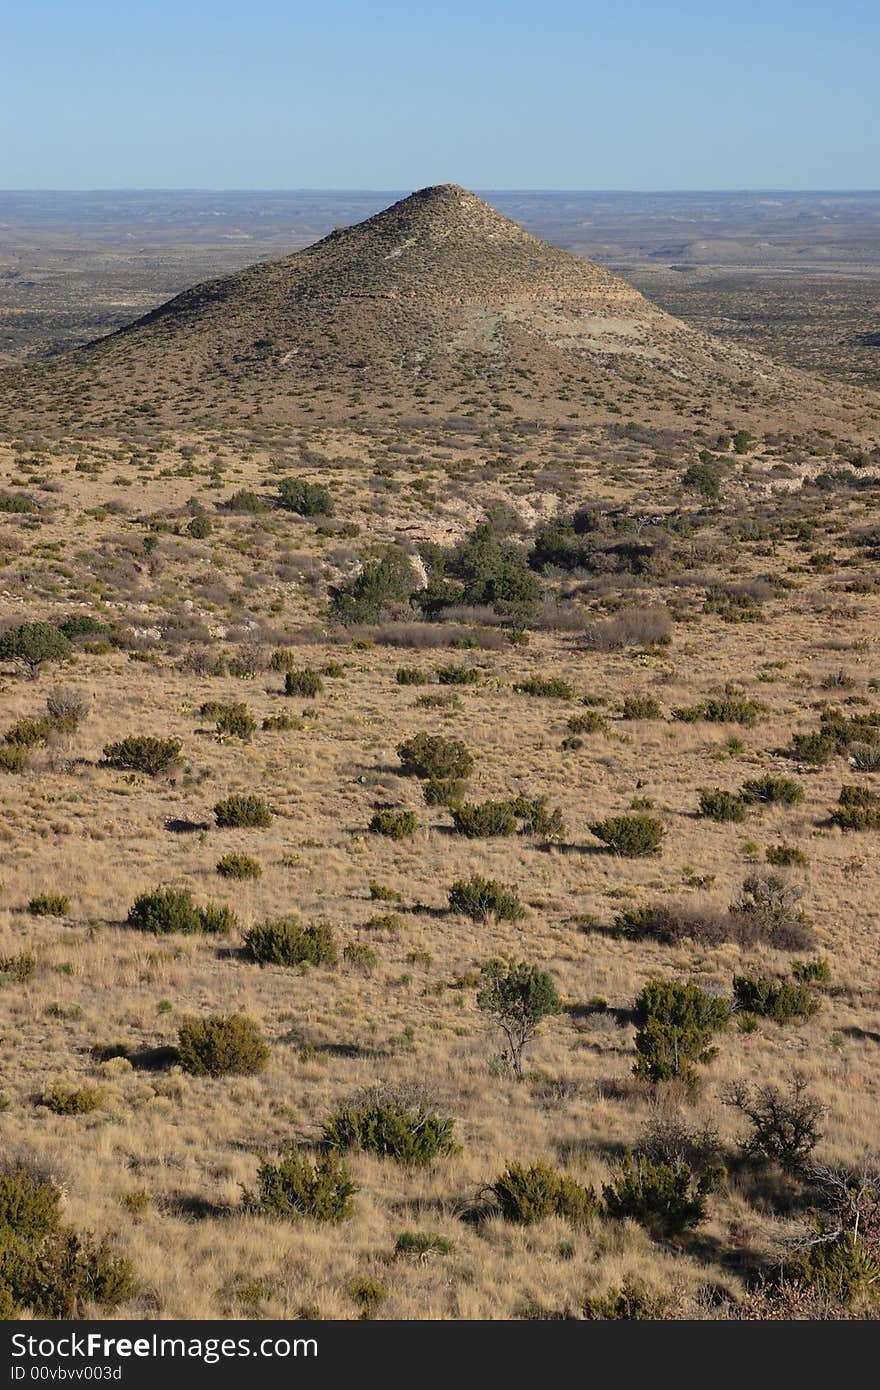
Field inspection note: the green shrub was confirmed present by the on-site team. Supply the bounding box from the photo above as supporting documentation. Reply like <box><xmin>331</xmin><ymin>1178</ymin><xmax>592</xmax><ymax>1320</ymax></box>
<box><xmin>27</xmin><ymin>893</ymin><xmax>70</xmax><ymax>917</ymax></box>
<box><xmin>4</xmin><ymin>716</ymin><xmax>55</xmax><ymax>748</ymax></box>
<box><xmin>277</xmin><ymin>476</ymin><xmax>334</xmax><ymax>516</ymax></box>
<box><xmin>673</xmin><ymin>697</ymin><xmax>764</xmax><ymax>727</ymax></box>
<box><xmin>243</xmin><ymin>1147</ymin><xmax>356</xmax><ymax>1222</ymax></box>
<box><xmin>789</xmin><ymin>730</ymin><xmax>838</xmax><ymax>765</ymax></box>
<box><xmin>0</xmin><ymin>1163</ymin><xmax>61</xmax><ymax>1242</ymax></box>
<box><xmin>102</xmin><ymin>735</ymin><xmax>182</xmax><ymax>776</ymax></box>
<box><xmin>342</xmin><ymin>942</ymin><xmax>378</xmax><ymax>973</ymax></box>
<box><xmin>394</xmin><ymin>1231</ymin><xmax>456</xmax><ymax>1258</ymax></box>
<box><xmin>214</xmin><ymin>794</ymin><xmax>273</xmax><ymax>828</ymax></box>
<box><xmin>448</xmin><ymin>875</ymin><xmax>523</xmax><ymax>923</ymax></box>
<box><xmin>0</xmin><ymin>1223</ymin><xmax>136</xmax><ymax>1317</ymax></box>
<box><xmin>508</xmin><ymin>794</ymin><xmax>565</xmax><ymax>839</ymax></box>
<box><xmin>369</xmin><ymin>808</ymin><xmax>418</xmax><ymax>839</ymax></box>
<box><xmin>590</xmin><ymin>813</ymin><xmax>664</xmax><ymax>857</ymax></box>
<box><xmin>329</xmin><ymin>547</ymin><xmax>420</xmax><ymax>624</ymax></box>
<box><xmin>513</xmin><ymin>676</ymin><xmax>575</xmax><ymax>699</ymax></box>
<box><xmin>204</xmin><ymin>701</ymin><xmax>256</xmax><ymax>739</ymax></box>
<box><xmin>619</xmin><ymin>695</ymin><xmax>663</xmax><ymax>720</ymax></box>
<box><xmin>0</xmin><ymin>952</ymin><xmax>36</xmax><ymax>987</ymax></box>
<box><xmin>567</xmin><ymin>710</ymin><xmax>608</xmax><ymax>735</ymax></box>
<box><xmin>740</xmin><ymin>776</ymin><xmax>804</xmax><ymax>807</ymax></box>
<box><xmin>349</xmin><ymin>1276</ymin><xmax>388</xmax><ymax>1320</ymax></box>
<box><xmin>436</xmin><ymin>663</ymin><xmax>481</xmax><ymax>685</ymax></box>
<box><xmin>40</xmin><ymin>1083</ymin><xmax>103</xmax><ymax>1116</ymax></box>
<box><xmin>187</xmin><ymin>512</ymin><xmax>212</xmax><ymax>538</ymax></box>
<box><xmin>422</xmin><ymin>776</ymin><xmax>467</xmax><ymax>808</ymax></box>
<box><xmin>397</xmin><ymin>732</ymin><xmax>473</xmax><ymax>781</ymax></box>
<box><xmin>603</xmin><ymin>1155</ymin><xmax>714</xmax><ymax>1237</ymax></box>
<box><xmin>583</xmin><ymin>1279</ymin><xmax>672</xmax><ymax>1321</ymax></box>
<box><xmin>766</xmin><ymin>842</ymin><xmax>810</xmax><ymax>868</ymax></box>
<box><xmin>262</xmin><ymin>711</ymin><xmax>302</xmax><ymax>731</ymax></box>
<box><xmin>0</xmin><ymin>745</ymin><xmax>28</xmax><ymax>773</ymax></box>
<box><xmin>451</xmin><ymin>799</ymin><xmax>518</xmax><ymax>837</ymax></box>
<box><xmin>323</xmin><ymin>1090</ymin><xmax>458</xmax><ymax>1166</ymax></box>
<box><xmin>792</xmin><ymin>957</ymin><xmax>831</xmax><ymax>985</ymax></box>
<box><xmin>178</xmin><ymin>1014</ymin><xmax>269</xmax><ymax>1076</ymax></box>
<box><xmin>395</xmin><ymin>667</ymin><xmax>427</xmax><ymax>686</ymax></box>
<box><xmin>0</xmin><ymin>622</ymin><xmax>72</xmax><ymax>677</ymax></box>
<box><xmin>633</xmin><ymin>979</ymin><xmax>730</xmax><ymax>1090</ymax></box>
<box><xmin>127</xmin><ymin>886</ymin><xmax>234</xmax><ymax>935</ymax></box>
<box><xmin>830</xmin><ymin>784</ymin><xmax>880</xmax><ymax>830</ymax></box>
<box><xmin>244</xmin><ymin>917</ymin><xmax>337</xmax><ymax>967</ymax></box>
<box><xmin>489</xmin><ymin>1162</ymin><xmax>597</xmax><ymax>1226</ymax></box>
<box><xmin>786</xmin><ymin>1230</ymin><xmax>880</xmax><ymax>1307</ymax></box>
<box><xmin>284</xmin><ymin>668</ymin><xmax>323</xmax><ymax>698</ymax></box>
<box><xmin>216</xmin><ymin>853</ymin><xmax>262</xmax><ymax>880</ymax></box>
<box><xmin>698</xmin><ymin>788</ymin><xmax>747</xmax><ymax>822</ymax></box>
<box><xmin>476</xmin><ymin>958</ymin><xmax>562</xmax><ymax>1080</ymax></box>
<box><xmin>732</xmin><ymin>974</ymin><xmax>820</xmax><ymax>1024</ymax></box>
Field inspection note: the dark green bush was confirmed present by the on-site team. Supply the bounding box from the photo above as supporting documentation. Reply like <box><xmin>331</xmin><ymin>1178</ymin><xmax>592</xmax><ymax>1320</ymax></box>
<box><xmin>214</xmin><ymin>794</ymin><xmax>273</xmax><ymax>828</ymax></box>
<box><xmin>284</xmin><ymin>668</ymin><xmax>323</xmax><ymax>698</ymax></box>
<box><xmin>619</xmin><ymin>695</ymin><xmax>663</xmax><ymax>720</ymax></box>
<box><xmin>329</xmin><ymin>547</ymin><xmax>420</xmax><ymax>624</ymax></box>
<box><xmin>590</xmin><ymin>813</ymin><xmax>664</xmax><ymax>857</ymax></box>
<box><xmin>0</xmin><ymin>622</ymin><xmax>72</xmax><ymax>677</ymax></box>
<box><xmin>342</xmin><ymin>942</ymin><xmax>378</xmax><ymax>973</ymax></box>
<box><xmin>448</xmin><ymin>876</ymin><xmax>523</xmax><ymax>923</ymax></box>
<box><xmin>394</xmin><ymin>1231</ymin><xmax>456</xmax><ymax>1258</ymax></box>
<box><xmin>789</xmin><ymin>731</ymin><xmax>838</xmax><ymax>765</ymax></box>
<box><xmin>673</xmin><ymin>697</ymin><xmax>764</xmax><ymax>727</ymax></box>
<box><xmin>27</xmin><ymin>893</ymin><xmax>70</xmax><ymax>917</ymax></box>
<box><xmin>102</xmin><ymin>736</ymin><xmax>182</xmax><ymax>776</ymax></box>
<box><xmin>369</xmin><ymin>808</ymin><xmax>418</xmax><ymax>839</ymax></box>
<box><xmin>451</xmin><ymin>800</ymin><xmax>518</xmax><ymax>837</ymax></box>
<box><xmin>698</xmin><ymin>788</ymin><xmax>747</xmax><ymax>822</ymax></box>
<box><xmin>513</xmin><ymin>676</ymin><xmax>575</xmax><ymax>699</ymax></box>
<box><xmin>204</xmin><ymin>701</ymin><xmax>256</xmax><ymax>739</ymax></box>
<box><xmin>489</xmin><ymin>1163</ymin><xmax>597</xmax><ymax>1226</ymax></box>
<box><xmin>422</xmin><ymin>776</ymin><xmax>467</xmax><ymax>808</ymax></box>
<box><xmin>243</xmin><ymin>1147</ymin><xmax>356</xmax><ymax>1222</ymax></box>
<box><xmin>216</xmin><ymin>853</ymin><xmax>262</xmax><ymax>880</ymax></box>
<box><xmin>0</xmin><ymin>745</ymin><xmax>28</xmax><ymax>773</ymax></box>
<box><xmin>177</xmin><ymin>1014</ymin><xmax>269</xmax><ymax>1076</ymax></box>
<box><xmin>603</xmin><ymin>1154</ymin><xmax>715</xmax><ymax>1237</ymax></box>
<box><xmin>436</xmin><ymin>663</ymin><xmax>481</xmax><ymax>686</ymax></box>
<box><xmin>732</xmin><ymin>974</ymin><xmax>820</xmax><ymax>1024</ymax></box>
<box><xmin>397</xmin><ymin>732</ymin><xmax>473</xmax><ymax>781</ymax></box>
<box><xmin>830</xmin><ymin>784</ymin><xmax>880</xmax><ymax>830</ymax></box>
<box><xmin>127</xmin><ymin>886</ymin><xmax>235</xmax><ymax>935</ymax></box>
<box><xmin>0</xmin><ymin>952</ymin><xmax>36</xmax><ymax>987</ymax></box>
<box><xmin>395</xmin><ymin>666</ymin><xmax>427</xmax><ymax>686</ymax></box>
<box><xmin>792</xmin><ymin>957</ymin><xmax>831</xmax><ymax>985</ymax></box>
<box><xmin>0</xmin><ymin>1163</ymin><xmax>61</xmax><ymax>1243</ymax></box>
<box><xmin>323</xmin><ymin>1091</ymin><xmax>458</xmax><ymax>1166</ymax></box>
<box><xmin>740</xmin><ymin>776</ymin><xmax>804</xmax><ymax>807</ymax></box>
<box><xmin>4</xmin><ymin>716</ymin><xmax>55</xmax><ymax>749</ymax></box>
<box><xmin>583</xmin><ymin>1279</ymin><xmax>672</xmax><ymax>1320</ymax></box>
<box><xmin>40</xmin><ymin>1082</ymin><xmax>103</xmax><ymax>1115</ymax></box>
<box><xmin>633</xmin><ymin>979</ymin><xmax>730</xmax><ymax>1089</ymax></box>
<box><xmin>567</xmin><ymin>710</ymin><xmax>608</xmax><ymax>735</ymax></box>
<box><xmin>766</xmin><ymin>842</ymin><xmax>810</xmax><ymax>867</ymax></box>
<box><xmin>277</xmin><ymin>476</ymin><xmax>334</xmax><ymax>516</ymax></box>
<box><xmin>244</xmin><ymin>917</ymin><xmax>337</xmax><ymax>967</ymax></box>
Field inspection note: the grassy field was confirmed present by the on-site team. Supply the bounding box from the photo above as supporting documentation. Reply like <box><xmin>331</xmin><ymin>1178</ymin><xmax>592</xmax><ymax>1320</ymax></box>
<box><xmin>1</xmin><ymin>414</ymin><xmax>878</xmax><ymax>1320</ymax></box>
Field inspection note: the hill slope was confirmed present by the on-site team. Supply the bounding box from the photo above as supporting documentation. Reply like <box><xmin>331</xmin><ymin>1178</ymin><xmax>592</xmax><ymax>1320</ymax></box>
<box><xmin>4</xmin><ymin>184</ymin><xmax>878</xmax><ymax>437</ymax></box>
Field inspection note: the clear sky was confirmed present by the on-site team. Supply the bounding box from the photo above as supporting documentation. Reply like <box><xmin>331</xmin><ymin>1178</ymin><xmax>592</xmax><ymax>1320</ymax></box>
<box><xmin>2</xmin><ymin>0</ymin><xmax>877</xmax><ymax>190</ymax></box>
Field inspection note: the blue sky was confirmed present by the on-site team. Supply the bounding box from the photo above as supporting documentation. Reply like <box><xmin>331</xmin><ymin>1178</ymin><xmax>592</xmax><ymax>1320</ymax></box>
<box><xmin>2</xmin><ymin>0</ymin><xmax>877</xmax><ymax>190</ymax></box>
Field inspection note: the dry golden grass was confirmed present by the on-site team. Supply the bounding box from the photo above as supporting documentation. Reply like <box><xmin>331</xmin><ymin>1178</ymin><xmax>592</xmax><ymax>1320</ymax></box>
<box><xmin>1</xmin><ymin>422</ymin><xmax>879</xmax><ymax>1320</ymax></box>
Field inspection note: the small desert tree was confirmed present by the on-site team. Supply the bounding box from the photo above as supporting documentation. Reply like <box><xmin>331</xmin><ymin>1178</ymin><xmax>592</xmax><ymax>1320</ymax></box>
<box><xmin>0</xmin><ymin>623</ymin><xmax>72</xmax><ymax>678</ymax></box>
<box><xmin>476</xmin><ymin>958</ymin><xmax>562</xmax><ymax>1080</ymax></box>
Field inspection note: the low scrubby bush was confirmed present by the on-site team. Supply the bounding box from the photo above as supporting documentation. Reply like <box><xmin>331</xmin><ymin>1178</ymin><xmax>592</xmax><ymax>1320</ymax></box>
<box><xmin>214</xmin><ymin>794</ymin><xmax>273</xmax><ymax>828</ymax></box>
<box><xmin>513</xmin><ymin>675</ymin><xmax>575</xmax><ymax>699</ymax></box>
<box><xmin>277</xmin><ymin>476</ymin><xmax>334</xmax><ymax>516</ymax></box>
<box><xmin>27</xmin><ymin>893</ymin><xmax>70</xmax><ymax>917</ymax></box>
<box><xmin>698</xmin><ymin>788</ymin><xmax>747</xmax><ymax>822</ymax></box>
<box><xmin>40</xmin><ymin>1083</ymin><xmax>103</xmax><ymax>1115</ymax></box>
<box><xmin>243</xmin><ymin>1147</ymin><xmax>356</xmax><ymax>1222</ymax></box>
<box><xmin>284</xmin><ymin>668</ymin><xmax>323</xmax><ymax>698</ymax></box>
<box><xmin>0</xmin><ymin>952</ymin><xmax>36</xmax><ymax>987</ymax></box>
<box><xmin>602</xmin><ymin>1155</ymin><xmax>718</xmax><ymax>1237</ymax></box>
<box><xmin>590</xmin><ymin>813</ymin><xmax>664</xmax><ymax>857</ymax></box>
<box><xmin>619</xmin><ymin>695</ymin><xmax>663</xmax><ymax>720</ymax></box>
<box><xmin>732</xmin><ymin>973</ymin><xmax>820</xmax><ymax>1024</ymax></box>
<box><xmin>244</xmin><ymin>917</ymin><xmax>337</xmax><ymax>967</ymax></box>
<box><xmin>633</xmin><ymin>980</ymin><xmax>730</xmax><ymax>1090</ymax></box>
<box><xmin>102</xmin><ymin>736</ymin><xmax>182</xmax><ymax>776</ymax></box>
<box><xmin>740</xmin><ymin>775</ymin><xmax>804</xmax><ymax>807</ymax></box>
<box><xmin>448</xmin><ymin>876</ymin><xmax>523</xmax><ymax>923</ymax></box>
<box><xmin>369</xmin><ymin>808</ymin><xmax>418</xmax><ymax>839</ymax></box>
<box><xmin>216</xmin><ymin>853</ymin><xmax>262</xmax><ymax>880</ymax></box>
<box><xmin>323</xmin><ymin>1089</ymin><xmax>458</xmax><ymax>1166</ymax></box>
<box><xmin>830</xmin><ymin>784</ymin><xmax>880</xmax><ymax>830</ymax></box>
<box><xmin>488</xmin><ymin>1163</ymin><xmax>598</xmax><ymax>1226</ymax></box>
<box><xmin>397</xmin><ymin>733</ymin><xmax>473</xmax><ymax>781</ymax></box>
<box><xmin>127</xmin><ymin>886</ymin><xmax>235</xmax><ymax>935</ymax></box>
<box><xmin>177</xmin><ymin>1014</ymin><xmax>269</xmax><ymax>1076</ymax></box>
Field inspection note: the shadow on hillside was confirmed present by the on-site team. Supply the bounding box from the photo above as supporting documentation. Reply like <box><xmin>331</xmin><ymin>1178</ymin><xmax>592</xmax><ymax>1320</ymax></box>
<box><xmin>165</xmin><ymin>817</ymin><xmax>211</xmax><ymax>834</ymax></box>
<box><xmin>91</xmin><ymin>1042</ymin><xmax>180</xmax><ymax>1071</ymax></box>
<box><xmin>159</xmin><ymin>1194</ymin><xmax>233</xmax><ymax>1222</ymax></box>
